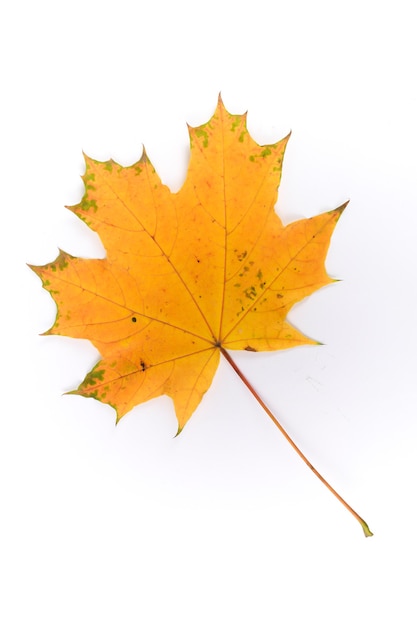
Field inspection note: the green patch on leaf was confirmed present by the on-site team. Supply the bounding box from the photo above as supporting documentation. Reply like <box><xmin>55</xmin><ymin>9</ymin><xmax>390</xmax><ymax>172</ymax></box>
<box><xmin>244</xmin><ymin>286</ymin><xmax>257</xmax><ymax>300</ymax></box>
<box><xmin>230</xmin><ymin>116</ymin><xmax>241</xmax><ymax>132</ymax></box>
<box><xmin>80</xmin><ymin>197</ymin><xmax>98</xmax><ymax>213</ymax></box>
<box><xmin>82</xmin><ymin>368</ymin><xmax>106</xmax><ymax>389</ymax></box>
<box><xmin>195</xmin><ymin>128</ymin><xmax>209</xmax><ymax>148</ymax></box>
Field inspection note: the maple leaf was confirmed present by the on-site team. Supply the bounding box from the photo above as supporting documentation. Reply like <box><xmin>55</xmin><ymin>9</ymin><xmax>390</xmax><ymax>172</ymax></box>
<box><xmin>31</xmin><ymin>96</ymin><xmax>372</xmax><ymax>537</ymax></box>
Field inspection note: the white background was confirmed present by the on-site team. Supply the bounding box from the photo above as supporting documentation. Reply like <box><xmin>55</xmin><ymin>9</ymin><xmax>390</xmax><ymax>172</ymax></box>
<box><xmin>1</xmin><ymin>1</ymin><xmax>416</xmax><ymax>624</ymax></box>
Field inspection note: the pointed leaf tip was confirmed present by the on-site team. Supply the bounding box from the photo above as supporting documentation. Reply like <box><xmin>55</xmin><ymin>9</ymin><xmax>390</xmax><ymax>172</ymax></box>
<box><xmin>139</xmin><ymin>144</ymin><xmax>150</xmax><ymax>163</ymax></box>
<box><xmin>174</xmin><ymin>425</ymin><xmax>183</xmax><ymax>438</ymax></box>
<box><xmin>336</xmin><ymin>200</ymin><xmax>349</xmax><ymax>214</ymax></box>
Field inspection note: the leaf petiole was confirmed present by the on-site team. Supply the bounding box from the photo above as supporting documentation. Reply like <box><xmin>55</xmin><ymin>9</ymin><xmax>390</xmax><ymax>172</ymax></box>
<box><xmin>220</xmin><ymin>348</ymin><xmax>373</xmax><ymax>538</ymax></box>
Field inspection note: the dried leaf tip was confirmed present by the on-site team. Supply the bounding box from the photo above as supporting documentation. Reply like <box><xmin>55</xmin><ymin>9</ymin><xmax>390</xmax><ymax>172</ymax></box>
<box><xmin>139</xmin><ymin>145</ymin><xmax>150</xmax><ymax>163</ymax></box>
<box><xmin>335</xmin><ymin>200</ymin><xmax>349</xmax><ymax>215</ymax></box>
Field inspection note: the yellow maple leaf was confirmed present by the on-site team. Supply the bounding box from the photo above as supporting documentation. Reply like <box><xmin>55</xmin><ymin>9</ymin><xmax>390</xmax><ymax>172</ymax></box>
<box><xmin>30</xmin><ymin>96</ymin><xmax>372</xmax><ymax>537</ymax></box>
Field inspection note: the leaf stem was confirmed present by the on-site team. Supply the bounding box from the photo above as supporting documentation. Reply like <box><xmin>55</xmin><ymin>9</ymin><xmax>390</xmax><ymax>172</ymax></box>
<box><xmin>220</xmin><ymin>348</ymin><xmax>373</xmax><ymax>538</ymax></box>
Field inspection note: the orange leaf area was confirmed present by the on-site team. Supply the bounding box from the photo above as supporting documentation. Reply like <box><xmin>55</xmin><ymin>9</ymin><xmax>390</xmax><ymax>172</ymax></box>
<box><xmin>31</xmin><ymin>97</ymin><xmax>345</xmax><ymax>431</ymax></box>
